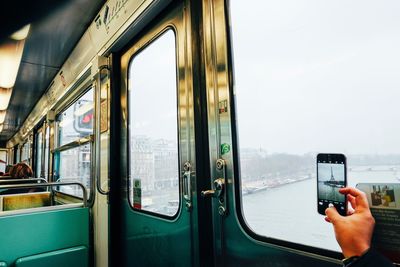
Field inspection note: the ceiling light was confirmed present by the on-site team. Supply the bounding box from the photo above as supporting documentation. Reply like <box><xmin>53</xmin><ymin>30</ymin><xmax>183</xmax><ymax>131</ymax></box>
<box><xmin>10</xmin><ymin>25</ymin><xmax>31</xmax><ymax>41</ymax></box>
<box><xmin>0</xmin><ymin>111</ymin><xmax>5</xmax><ymax>124</ymax></box>
<box><xmin>0</xmin><ymin>88</ymin><xmax>12</xmax><ymax>110</ymax></box>
<box><xmin>0</xmin><ymin>40</ymin><xmax>25</xmax><ymax>88</ymax></box>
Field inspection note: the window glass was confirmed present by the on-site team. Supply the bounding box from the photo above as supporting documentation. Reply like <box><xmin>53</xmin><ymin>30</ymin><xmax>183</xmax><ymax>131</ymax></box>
<box><xmin>58</xmin><ymin>89</ymin><xmax>93</xmax><ymax>146</ymax></box>
<box><xmin>35</xmin><ymin>131</ymin><xmax>43</xmax><ymax>177</ymax></box>
<box><xmin>20</xmin><ymin>141</ymin><xmax>30</xmax><ymax>163</ymax></box>
<box><xmin>128</xmin><ymin>30</ymin><xmax>179</xmax><ymax>216</ymax></box>
<box><xmin>44</xmin><ymin>126</ymin><xmax>50</xmax><ymax>180</ymax></box>
<box><xmin>55</xmin><ymin>88</ymin><xmax>93</xmax><ymax>197</ymax></box>
<box><xmin>57</xmin><ymin>144</ymin><xmax>91</xmax><ymax>197</ymax></box>
<box><xmin>231</xmin><ymin>0</ymin><xmax>400</xmax><ymax>251</ymax></box>
<box><xmin>0</xmin><ymin>150</ymin><xmax>7</xmax><ymax>173</ymax></box>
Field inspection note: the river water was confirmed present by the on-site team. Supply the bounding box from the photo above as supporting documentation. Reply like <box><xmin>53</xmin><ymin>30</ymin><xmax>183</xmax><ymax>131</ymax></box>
<box><xmin>242</xmin><ymin>166</ymin><xmax>400</xmax><ymax>252</ymax></box>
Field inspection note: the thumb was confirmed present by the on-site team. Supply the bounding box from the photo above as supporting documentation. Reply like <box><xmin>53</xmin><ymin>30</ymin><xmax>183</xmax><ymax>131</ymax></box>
<box><xmin>325</xmin><ymin>206</ymin><xmax>342</xmax><ymax>224</ymax></box>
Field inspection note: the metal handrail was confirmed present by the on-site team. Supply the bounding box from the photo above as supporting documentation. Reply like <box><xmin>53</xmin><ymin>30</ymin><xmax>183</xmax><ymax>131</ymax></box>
<box><xmin>0</xmin><ymin>178</ymin><xmax>47</xmax><ymax>184</ymax></box>
<box><xmin>94</xmin><ymin>64</ymin><xmax>110</xmax><ymax>195</ymax></box>
<box><xmin>0</xmin><ymin>182</ymin><xmax>88</xmax><ymax>206</ymax></box>
<box><xmin>51</xmin><ymin>135</ymin><xmax>93</xmax><ymax>154</ymax></box>
<box><xmin>55</xmin><ymin>178</ymin><xmax>79</xmax><ymax>182</ymax></box>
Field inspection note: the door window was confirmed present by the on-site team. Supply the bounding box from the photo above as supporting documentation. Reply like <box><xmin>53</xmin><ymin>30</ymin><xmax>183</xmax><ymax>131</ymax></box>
<box><xmin>128</xmin><ymin>30</ymin><xmax>180</xmax><ymax>217</ymax></box>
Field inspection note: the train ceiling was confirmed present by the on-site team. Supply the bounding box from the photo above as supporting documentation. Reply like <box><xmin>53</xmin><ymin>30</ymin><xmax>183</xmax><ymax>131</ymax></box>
<box><xmin>0</xmin><ymin>0</ymin><xmax>104</xmax><ymax>142</ymax></box>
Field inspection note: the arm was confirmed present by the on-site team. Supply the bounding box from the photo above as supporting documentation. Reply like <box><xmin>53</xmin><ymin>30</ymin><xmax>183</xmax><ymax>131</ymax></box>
<box><xmin>324</xmin><ymin>187</ymin><xmax>394</xmax><ymax>266</ymax></box>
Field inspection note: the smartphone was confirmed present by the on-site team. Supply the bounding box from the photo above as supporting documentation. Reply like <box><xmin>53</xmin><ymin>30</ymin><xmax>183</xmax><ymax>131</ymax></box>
<box><xmin>317</xmin><ymin>153</ymin><xmax>347</xmax><ymax>216</ymax></box>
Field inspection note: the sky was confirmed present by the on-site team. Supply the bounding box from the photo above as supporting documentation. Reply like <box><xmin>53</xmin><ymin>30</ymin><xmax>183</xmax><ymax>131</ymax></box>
<box><xmin>231</xmin><ymin>0</ymin><xmax>400</xmax><ymax>155</ymax></box>
<box><xmin>128</xmin><ymin>30</ymin><xmax>178</xmax><ymax>142</ymax></box>
<box><xmin>126</xmin><ymin>1</ymin><xmax>400</xmax><ymax>156</ymax></box>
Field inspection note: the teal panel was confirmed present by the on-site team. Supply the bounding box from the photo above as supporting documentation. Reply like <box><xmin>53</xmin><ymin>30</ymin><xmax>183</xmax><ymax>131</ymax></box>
<box><xmin>0</xmin><ymin>207</ymin><xmax>89</xmax><ymax>266</ymax></box>
<box><xmin>15</xmin><ymin>246</ymin><xmax>87</xmax><ymax>267</ymax></box>
<box><xmin>122</xmin><ymin>201</ymin><xmax>193</xmax><ymax>267</ymax></box>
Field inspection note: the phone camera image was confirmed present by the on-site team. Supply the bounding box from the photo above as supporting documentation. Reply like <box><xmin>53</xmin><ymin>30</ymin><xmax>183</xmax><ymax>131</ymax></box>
<box><xmin>317</xmin><ymin>154</ymin><xmax>347</xmax><ymax>216</ymax></box>
<box><xmin>317</xmin><ymin>163</ymin><xmax>345</xmax><ymax>202</ymax></box>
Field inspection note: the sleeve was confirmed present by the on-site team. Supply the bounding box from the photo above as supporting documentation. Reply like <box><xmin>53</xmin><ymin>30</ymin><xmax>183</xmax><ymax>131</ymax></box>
<box><xmin>346</xmin><ymin>249</ymin><xmax>394</xmax><ymax>267</ymax></box>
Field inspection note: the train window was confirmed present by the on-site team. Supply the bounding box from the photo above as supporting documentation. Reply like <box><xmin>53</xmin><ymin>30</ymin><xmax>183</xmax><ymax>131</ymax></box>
<box><xmin>35</xmin><ymin>130</ymin><xmax>43</xmax><ymax>177</ymax></box>
<box><xmin>20</xmin><ymin>141</ymin><xmax>30</xmax><ymax>164</ymax></box>
<box><xmin>0</xmin><ymin>150</ymin><xmax>6</xmax><ymax>173</ymax></box>
<box><xmin>58</xmin><ymin>144</ymin><xmax>91</xmax><ymax>197</ymax></box>
<box><xmin>55</xmin><ymin>88</ymin><xmax>93</xmax><ymax>197</ymax></box>
<box><xmin>58</xmin><ymin>90</ymin><xmax>94</xmax><ymax>146</ymax></box>
<box><xmin>128</xmin><ymin>30</ymin><xmax>179</xmax><ymax>217</ymax></box>
<box><xmin>231</xmin><ymin>0</ymin><xmax>400</xmax><ymax>251</ymax></box>
<box><xmin>44</xmin><ymin>125</ymin><xmax>50</xmax><ymax>180</ymax></box>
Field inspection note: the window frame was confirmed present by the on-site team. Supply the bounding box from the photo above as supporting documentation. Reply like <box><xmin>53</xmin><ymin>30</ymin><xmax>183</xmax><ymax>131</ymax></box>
<box><xmin>13</xmin><ymin>144</ymin><xmax>19</xmax><ymax>164</ymax></box>
<box><xmin>52</xmin><ymin>82</ymin><xmax>95</xmax><ymax>203</ymax></box>
<box><xmin>126</xmin><ymin>27</ymin><xmax>181</xmax><ymax>220</ymax></box>
<box><xmin>225</xmin><ymin>0</ymin><xmax>343</xmax><ymax>260</ymax></box>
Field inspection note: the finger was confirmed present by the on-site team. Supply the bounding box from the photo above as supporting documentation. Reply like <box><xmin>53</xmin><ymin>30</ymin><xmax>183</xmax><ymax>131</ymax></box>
<box><xmin>348</xmin><ymin>194</ymin><xmax>357</xmax><ymax>209</ymax></box>
<box><xmin>339</xmin><ymin>187</ymin><xmax>369</xmax><ymax>209</ymax></box>
<box><xmin>325</xmin><ymin>206</ymin><xmax>342</xmax><ymax>224</ymax></box>
<box><xmin>347</xmin><ymin>205</ymin><xmax>355</xmax><ymax>215</ymax></box>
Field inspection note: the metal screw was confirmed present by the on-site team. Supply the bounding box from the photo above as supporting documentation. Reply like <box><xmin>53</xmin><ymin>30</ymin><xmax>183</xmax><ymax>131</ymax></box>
<box><xmin>183</xmin><ymin>162</ymin><xmax>191</xmax><ymax>172</ymax></box>
<box><xmin>216</xmin><ymin>159</ymin><xmax>224</xmax><ymax>170</ymax></box>
<box><xmin>218</xmin><ymin>206</ymin><xmax>226</xmax><ymax>216</ymax></box>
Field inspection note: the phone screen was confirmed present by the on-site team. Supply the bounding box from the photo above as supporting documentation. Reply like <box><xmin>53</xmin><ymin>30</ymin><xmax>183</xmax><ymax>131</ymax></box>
<box><xmin>317</xmin><ymin>154</ymin><xmax>347</xmax><ymax>216</ymax></box>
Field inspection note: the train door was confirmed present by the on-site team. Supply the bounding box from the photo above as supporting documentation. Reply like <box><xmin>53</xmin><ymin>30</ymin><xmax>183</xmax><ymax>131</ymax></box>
<box><xmin>202</xmin><ymin>0</ymin><xmax>400</xmax><ymax>266</ymax></box>
<box><xmin>112</xmin><ymin>1</ymin><xmax>200</xmax><ymax>266</ymax></box>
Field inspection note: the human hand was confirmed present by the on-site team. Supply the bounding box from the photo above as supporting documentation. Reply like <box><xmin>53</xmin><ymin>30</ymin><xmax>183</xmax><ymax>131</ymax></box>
<box><xmin>325</xmin><ymin>187</ymin><xmax>375</xmax><ymax>258</ymax></box>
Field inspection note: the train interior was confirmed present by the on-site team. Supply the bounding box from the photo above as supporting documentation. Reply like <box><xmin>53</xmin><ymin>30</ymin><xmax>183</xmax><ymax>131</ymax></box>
<box><xmin>0</xmin><ymin>0</ymin><xmax>399</xmax><ymax>266</ymax></box>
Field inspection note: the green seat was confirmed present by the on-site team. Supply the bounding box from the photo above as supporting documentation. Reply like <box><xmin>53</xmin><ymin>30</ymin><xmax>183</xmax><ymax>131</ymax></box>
<box><xmin>0</xmin><ymin>207</ymin><xmax>89</xmax><ymax>266</ymax></box>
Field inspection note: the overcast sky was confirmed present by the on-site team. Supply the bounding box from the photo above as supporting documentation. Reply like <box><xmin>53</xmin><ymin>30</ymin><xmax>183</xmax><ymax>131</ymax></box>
<box><xmin>129</xmin><ymin>30</ymin><xmax>178</xmax><ymax>143</ymax></box>
<box><xmin>127</xmin><ymin>1</ymin><xmax>400</xmax><ymax>156</ymax></box>
<box><xmin>231</xmin><ymin>0</ymin><xmax>400</xmax><ymax>155</ymax></box>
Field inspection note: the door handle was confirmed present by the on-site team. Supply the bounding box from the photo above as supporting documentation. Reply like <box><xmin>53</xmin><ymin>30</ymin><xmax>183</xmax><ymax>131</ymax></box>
<box><xmin>201</xmin><ymin>159</ymin><xmax>228</xmax><ymax>216</ymax></box>
<box><xmin>183</xmin><ymin>161</ymin><xmax>193</xmax><ymax>211</ymax></box>
<box><xmin>201</xmin><ymin>178</ymin><xmax>224</xmax><ymax>198</ymax></box>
